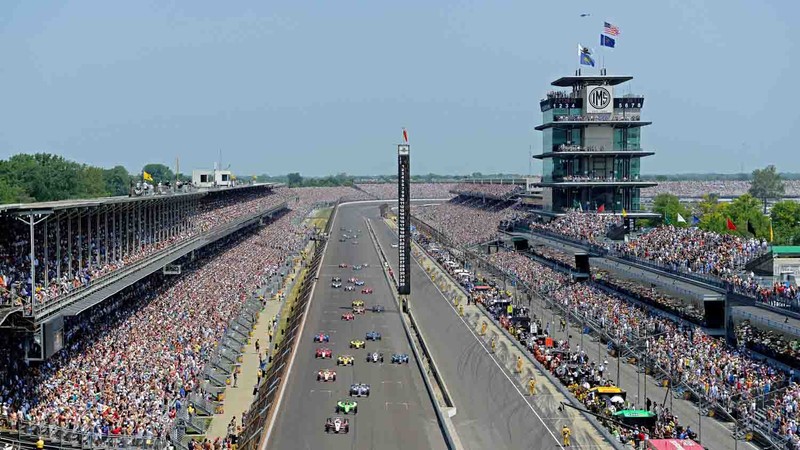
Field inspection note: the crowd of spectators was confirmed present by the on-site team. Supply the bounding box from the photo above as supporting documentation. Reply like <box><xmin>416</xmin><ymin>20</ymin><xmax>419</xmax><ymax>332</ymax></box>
<box><xmin>640</xmin><ymin>180</ymin><xmax>800</xmax><ymax>198</ymax></box>
<box><xmin>529</xmin><ymin>212</ymin><xmax>620</xmax><ymax>245</ymax></box>
<box><xmin>554</xmin><ymin>114</ymin><xmax>642</xmax><ymax>122</ymax></box>
<box><xmin>412</xmin><ymin>201</ymin><xmax>520</xmax><ymax>246</ymax></box>
<box><xmin>450</xmin><ymin>183</ymin><xmax>523</xmax><ymax>199</ymax></box>
<box><xmin>0</xmin><ymin>186</ymin><xmax>359</xmax><ymax>445</ymax></box>
<box><xmin>354</xmin><ymin>183</ymin><xmax>455</xmax><ymax>200</ymax></box>
<box><xmin>612</xmin><ymin>226</ymin><xmax>769</xmax><ymax>285</ymax></box>
<box><xmin>736</xmin><ymin>321</ymin><xmax>800</xmax><ymax>372</ymax></box>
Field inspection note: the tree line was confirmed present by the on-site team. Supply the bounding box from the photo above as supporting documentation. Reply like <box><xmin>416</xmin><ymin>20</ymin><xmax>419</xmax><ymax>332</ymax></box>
<box><xmin>650</xmin><ymin>165</ymin><xmax>800</xmax><ymax>245</ymax></box>
<box><xmin>0</xmin><ymin>153</ymin><xmax>186</xmax><ymax>203</ymax></box>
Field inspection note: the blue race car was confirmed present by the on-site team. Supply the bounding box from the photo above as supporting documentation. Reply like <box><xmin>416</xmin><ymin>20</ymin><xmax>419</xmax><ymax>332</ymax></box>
<box><xmin>365</xmin><ymin>331</ymin><xmax>382</xmax><ymax>341</ymax></box>
<box><xmin>349</xmin><ymin>383</ymin><xmax>370</xmax><ymax>397</ymax></box>
<box><xmin>371</xmin><ymin>305</ymin><xmax>385</xmax><ymax>313</ymax></box>
<box><xmin>314</xmin><ymin>332</ymin><xmax>331</xmax><ymax>343</ymax></box>
<box><xmin>391</xmin><ymin>353</ymin><xmax>409</xmax><ymax>364</ymax></box>
<box><xmin>354</xmin><ymin>280</ymin><xmax>365</xmax><ymax>286</ymax></box>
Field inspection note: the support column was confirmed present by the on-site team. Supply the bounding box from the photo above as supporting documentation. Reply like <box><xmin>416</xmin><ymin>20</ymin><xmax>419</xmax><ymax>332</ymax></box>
<box><xmin>78</xmin><ymin>212</ymin><xmax>83</xmax><ymax>271</ymax></box>
<box><xmin>95</xmin><ymin>209</ymin><xmax>100</xmax><ymax>267</ymax></box>
<box><xmin>67</xmin><ymin>215</ymin><xmax>72</xmax><ymax>278</ymax></box>
<box><xmin>104</xmin><ymin>209</ymin><xmax>109</xmax><ymax>266</ymax></box>
<box><xmin>43</xmin><ymin>220</ymin><xmax>49</xmax><ymax>288</ymax></box>
<box><xmin>56</xmin><ymin>215</ymin><xmax>61</xmax><ymax>282</ymax></box>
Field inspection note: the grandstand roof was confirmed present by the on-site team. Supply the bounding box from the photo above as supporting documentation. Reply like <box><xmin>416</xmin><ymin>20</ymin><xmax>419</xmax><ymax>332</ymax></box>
<box><xmin>0</xmin><ymin>183</ymin><xmax>276</xmax><ymax>214</ymax></box>
<box><xmin>536</xmin><ymin>181</ymin><xmax>658</xmax><ymax>188</ymax></box>
<box><xmin>533</xmin><ymin>151</ymin><xmax>655</xmax><ymax>160</ymax></box>
<box><xmin>772</xmin><ymin>246</ymin><xmax>800</xmax><ymax>256</ymax></box>
<box><xmin>535</xmin><ymin>120</ymin><xmax>652</xmax><ymax>131</ymax></box>
<box><xmin>551</xmin><ymin>75</ymin><xmax>633</xmax><ymax>87</ymax></box>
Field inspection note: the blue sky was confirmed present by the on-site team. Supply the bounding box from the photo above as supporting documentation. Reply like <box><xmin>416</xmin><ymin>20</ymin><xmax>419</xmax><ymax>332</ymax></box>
<box><xmin>0</xmin><ymin>1</ymin><xmax>796</xmax><ymax>176</ymax></box>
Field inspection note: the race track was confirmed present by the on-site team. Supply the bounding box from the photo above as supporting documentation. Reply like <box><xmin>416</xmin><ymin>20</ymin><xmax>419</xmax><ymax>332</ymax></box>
<box><xmin>267</xmin><ymin>203</ymin><xmax>448</xmax><ymax>450</ymax></box>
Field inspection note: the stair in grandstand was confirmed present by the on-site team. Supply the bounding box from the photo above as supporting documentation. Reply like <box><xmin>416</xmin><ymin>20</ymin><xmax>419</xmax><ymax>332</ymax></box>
<box><xmin>744</xmin><ymin>249</ymin><xmax>774</xmax><ymax>275</ymax></box>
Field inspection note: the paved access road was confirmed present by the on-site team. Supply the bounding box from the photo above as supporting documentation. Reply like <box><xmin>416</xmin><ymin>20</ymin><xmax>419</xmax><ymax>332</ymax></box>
<box><xmin>373</xmin><ymin>219</ymin><xmax>594</xmax><ymax>450</ymax></box>
<box><xmin>268</xmin><ymin>203</ymin><xmax>447</xmax><ymax>450</ymax></box>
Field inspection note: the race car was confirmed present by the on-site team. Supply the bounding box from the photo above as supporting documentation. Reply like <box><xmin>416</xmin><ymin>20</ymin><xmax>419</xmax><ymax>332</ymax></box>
<box><xmin>362</xmin><ymin>263</ymin><xmax>369</xmax><ymax>267</ymax></box>
<box><xmin>349</xmin><ymin>339</ymin><xmax>366</xmax><ymax>349</ymax></box>
<box><xmin>317</xmin><ymin>368</ymin><xmax>337</xmax><ymax>382</ymax></box>
<box><xmin>353</xmin><ymin>306</ymin><xmax>365</xmax><ymax>315</ymax></box>
<box><xmin>352</xmin><ymin>241</ymin><xmax>359</xmax><ymax>245</ymax></box>
<box><xmin>337</xmin><ymin>354</ymin><xmax>355</xmax><ymax>366</ymax></box>
<box><xmin>347</xmin><ymin>277</ymin><xmax>358</xmax><ymax>284</ymax></box>
<box><xmin>361</xmin><ymin>288</ymin><xmax>373</xmax><ymax>294</ymax></box>
<box><xmin>339</xmin><ymin>238</ymin><xmax>347</xmax><ymax>242</ymax></box>
<box><xmin>314</xmin><ymin>333</ymin><xmax>330</xmax><ymax>343</ymax></box>
<box><xmin>336</xmin><ymin>399</ymin><xmax>358</xmax><ymax>414</ymax></box>
<box><xmin>316</xmin><ymin>347</ymin><xmax>333</xmax><ymax>358</ymax></box>
<box><xmin>344</xmin><ymin>286</ymin><xmax>355</xmax><ymax>292</ymax></box>
<box><xmin>391</xmin><ymin>353</ymin><xmax>410</xmax><ymax>364</ymax></box>
<box><xmin>338</xmin><ymin>263</ymin><xmax>348</xmax><ymax>268</ymax></box>
<box><xmin>354</xmin><ymin>279</ymin><xmax>365</xmax><ymax>286</ymax></box>
<box><xmin>352</xmin><ymin>300</ymin><xmax>365</xmax><ymax>308</ymax></box>
<box><xmin>391</xmin><ymin>243</ymin><xmax>399</xmax><ymax>248</ymax></box>
<box><xmin>371</xmin><ymin>305</ymin><xmax>385</xmax><ymax>313</ymax></box>
<box><xmin>365</xmin><ymin>331</ymin><xmax>382</xmax><ymax>341</ymax></box>
<box><xmin>366</xmin><ymin>352</ymin><xmax>384</xmax><ymax>363</ymax></box>
<box><xmin>331</xmin><ymin>281</ymin><xmax>342</xmax><ymax>288</ymax></box>
<box><xmin>325</xmin><ymin>417</ymin><xmax>349</xmax><ymax>434</ymax></box>
<box><xmin>341</xmin><ymin>312</ymin><xmax>355</xmax><ymax>321</ymax></box>
<box><xmin>353</xmin><ymin>265</ymin><xmax>362</xmax><ymax>271</ymax></box>
<box><xmin>349</xmin><ymin>383</ymin><xmax>370</xmax><ymax>397</ymax></box>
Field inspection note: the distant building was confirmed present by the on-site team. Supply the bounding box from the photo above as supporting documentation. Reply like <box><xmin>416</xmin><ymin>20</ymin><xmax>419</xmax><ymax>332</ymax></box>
<box><xmin>192</xmin><ymin>169</ymin><xmax>234</xmax><ymax>188</ymax></box>
<box><xmin>534</xmin><ymin>72</ymin><xmax>657</xmax><ymax>216</ymax></box>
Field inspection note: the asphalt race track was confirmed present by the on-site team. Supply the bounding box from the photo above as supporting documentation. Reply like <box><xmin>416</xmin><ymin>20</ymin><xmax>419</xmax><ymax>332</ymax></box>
<box><xmin>373</xmin><ymin>218</ymin><xmax>576</xmax><ymax>450</ymax></box>
<box><xmin>267</xmin><ymin>203</ymin><xmax>447</xmax><ymax>450</ymax></box>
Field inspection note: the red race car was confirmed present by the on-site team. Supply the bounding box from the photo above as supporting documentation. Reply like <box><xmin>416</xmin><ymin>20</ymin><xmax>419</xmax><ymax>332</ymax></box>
<box><xmin>316</xmin><ymin>347</ymin><xmax>333</xmax><ymax>358</ymax></box>
<box><xmin>317</xmin><ymin>368</ymin><xmax>337</xmax><ymax>382</ymax></box>
<box><xmin>361</xmin><ymin>288</ymin><xmax>373</xmax><ymax>294</ymax></box>
<box><xmin>342</xmin><ymin>312</ymin><xmax>355</xmax><ymax>321</ymax></box>
<box><xmin>338</xmin><ymin>263</ymin><xmax>348</xmax><ymax>268</ymax></box>
<box><xmin>347</xmin><ymin>277</ymin><xmax>357</xmax><ymax>284</ymax></box>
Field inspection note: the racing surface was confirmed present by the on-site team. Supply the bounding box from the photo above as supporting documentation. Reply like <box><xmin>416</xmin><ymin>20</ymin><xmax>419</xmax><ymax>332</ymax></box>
<box><xmin>373</xmin><ymin>218</ymin><xmax>577</xmax><ymax>450</ymax></box>
<box><xmin>267</xmin><ymin>203</ymin><xmax>447</xmax><ymax>450</ymax></box>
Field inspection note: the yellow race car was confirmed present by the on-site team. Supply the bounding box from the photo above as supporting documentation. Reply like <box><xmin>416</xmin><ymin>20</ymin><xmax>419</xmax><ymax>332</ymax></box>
<box><xmin>351</xmin><ymin>300</ymin><xmax>365</xmax><ymax>308</ymax></box>
<box><xmin>337</xmin><ymin>354</ymin><xmax>355</xmax><ymax>366</ymax></box>
<box><xmin>350</xmin><ymin>339</ymin><xmax>366</xmax><ymax>349</ymax></box>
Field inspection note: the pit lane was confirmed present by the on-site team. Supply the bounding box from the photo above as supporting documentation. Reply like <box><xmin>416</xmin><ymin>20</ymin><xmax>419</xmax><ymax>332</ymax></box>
<box><xmin>266</xmin><ymin>203</ymin><xmax>447</xmax><ymax>450</ymax></box>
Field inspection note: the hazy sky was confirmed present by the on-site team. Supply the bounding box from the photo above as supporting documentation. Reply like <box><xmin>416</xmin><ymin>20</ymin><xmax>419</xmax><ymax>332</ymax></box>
<box><xmin>0</xmin><ymin>1</ymin><xmax>796</xmax><ymax>177</ymax></box>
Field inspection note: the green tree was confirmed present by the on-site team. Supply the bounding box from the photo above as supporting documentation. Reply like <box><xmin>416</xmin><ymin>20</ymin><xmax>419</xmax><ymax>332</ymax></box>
<box><xmin>697</xmin><ymin>193</ymin><xmax>721</xmax><ymax>216</ymax></box>
<box><xmin>771</xmin><ymin>201</ymin><xmax>800</xmax><ymax>245</ymax></box>
<box><xmin>103</xmin><ymin>165</ymin><xmax>133</xmax><ymax>196</ymax></box>
<box><xmin>650</xmin><ymin>193</ymin><xmax>691</xmax><ymax>227</ymax></box>
<box><xmin>749</xmin><ymin>165</ymin><xmax>785</xmax><ymax>213</ymax></box>
<box><xmin>287</xmin><ymin>172</ymin><xmax>303</xmax><ymax>187</ymax></box>
<box><xmin>141</xmin><ymin>163</ymin><xmax>175</xmax><ymax>184</ymax></box>
<box><xmin>726</xmin><ymin>194</ymin><xmax>769</xmax><ymax>239</ymax></box>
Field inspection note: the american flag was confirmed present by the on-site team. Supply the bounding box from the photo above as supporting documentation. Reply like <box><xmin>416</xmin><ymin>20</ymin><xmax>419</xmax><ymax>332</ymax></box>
<box><xmin>604</xmin><ymin>22</ymin><xmax>620</xmax><ymax>36</ymax></box>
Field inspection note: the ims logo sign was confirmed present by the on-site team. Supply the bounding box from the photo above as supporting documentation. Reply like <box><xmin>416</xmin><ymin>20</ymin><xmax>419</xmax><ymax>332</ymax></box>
<box><xmin>588</xmin><ymin>86</ymin><xmax>611</xmax><ymax>110</ymax></box>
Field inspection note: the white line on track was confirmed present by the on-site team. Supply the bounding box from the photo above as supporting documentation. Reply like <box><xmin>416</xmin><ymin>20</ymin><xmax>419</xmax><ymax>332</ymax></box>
<box><xmin>403</xmin><ymin>235</ymin><xmax>566</xmax><ymax>450</ymax></box>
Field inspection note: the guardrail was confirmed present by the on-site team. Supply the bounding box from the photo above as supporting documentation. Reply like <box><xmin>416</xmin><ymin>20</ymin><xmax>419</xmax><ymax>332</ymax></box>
<box><xmin>364</xmin><ymin>218</ymin><xmax>458</xmax><ymax>449</ymax></box>
<box><xmin>29</xmin><ymin>202</ymin><xmax>289</xmax><ymax>322</ymax></box>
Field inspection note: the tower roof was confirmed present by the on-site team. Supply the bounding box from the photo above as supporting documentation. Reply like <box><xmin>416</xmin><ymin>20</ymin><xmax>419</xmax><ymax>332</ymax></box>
<box><xmin>551</xmin><ymin>75</ymin><xmax>632</xmax><ymax>87</ymax></box>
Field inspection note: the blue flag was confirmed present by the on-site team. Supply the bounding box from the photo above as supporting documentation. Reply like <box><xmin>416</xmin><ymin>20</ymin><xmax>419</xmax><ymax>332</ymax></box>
<box><xmin>578</xmin><ymin>44</ymin><xmax>595</xmax><ymax>67</ymax></box>
<box><xmin>600</xmin><ymin>34</ymin><xmax>615</xmax><ymax>48</ymax></box>
<box><xmin>691</xmin><ymin>215</ymin><xmax>701</xmax><ymax>225</ymax></box>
